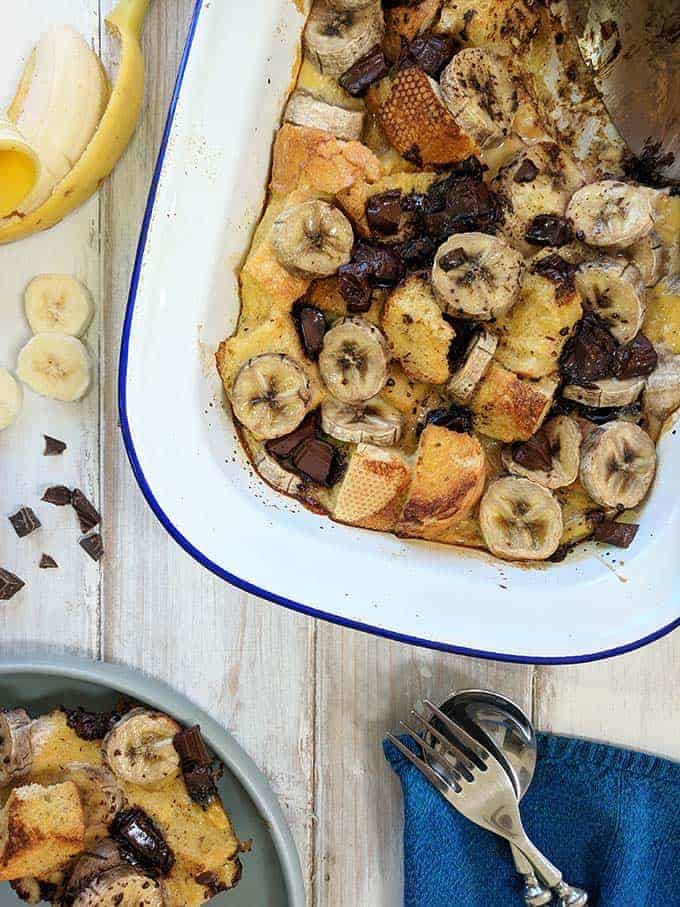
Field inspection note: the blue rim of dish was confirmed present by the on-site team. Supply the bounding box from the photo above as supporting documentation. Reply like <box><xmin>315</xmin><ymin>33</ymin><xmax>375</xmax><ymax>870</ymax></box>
<box><xmin>118</xmin><ymin>0</ymin><xmax>680</xmax><ymax>666</ymax></box>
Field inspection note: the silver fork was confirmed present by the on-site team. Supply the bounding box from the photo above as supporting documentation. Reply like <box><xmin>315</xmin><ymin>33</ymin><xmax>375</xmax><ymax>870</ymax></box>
<box><xmin>387</xmin><ymin>701</ymin><xmax>587</xmax><ymax>905</ymax></box>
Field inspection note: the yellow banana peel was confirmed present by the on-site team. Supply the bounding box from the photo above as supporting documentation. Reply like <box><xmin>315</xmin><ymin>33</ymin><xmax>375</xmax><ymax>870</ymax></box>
<box><xmin>0</xmin><ymin>0</ymin><xmax>151</xmax><ymax>245</ymax></box>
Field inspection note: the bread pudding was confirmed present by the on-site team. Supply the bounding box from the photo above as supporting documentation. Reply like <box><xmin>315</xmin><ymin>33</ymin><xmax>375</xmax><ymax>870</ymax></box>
<box><xmin>216</xmin><ymin>0</ymin><xmax>680</xmax><ymax>563</ymax></box>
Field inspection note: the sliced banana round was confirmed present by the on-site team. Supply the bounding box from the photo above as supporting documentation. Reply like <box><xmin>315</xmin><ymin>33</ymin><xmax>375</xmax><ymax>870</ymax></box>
<box><xmin>432</xmin><ymin>232</ymin><xmax>524</xmax><ymax>321</ymax></box>
<box><xmin>285</xmin><ymin>91</ymin><xmax>365</xmax><ymax>141</ymax></box>
<box><xmin>575</xmin><ymin>257</ymin><xmax>646</xmax><ymax>344</ymax></box>
<box><xmin>9</xmin><ymin>878</ymin><xmax>42</xmax><ymax>904</ymax></box>
<box><xmin>562</xmin><ymin>377</ymin><xmax>646</xmax><ymax>408</ymax></box>
<box><xmin>64</xmin><ymin>763</ymin><xmax>125</xmax><ymax>837</ymax></box>
<box><xmin>304</xmin><ymin>1</ymin><xmax>384</xmax><ymax>78</ymax></box>
<box><xmin>0</xmin><ymin>367</ymin><xmax>22</xmax><ymax>430</ymax></box>
<box><xmin>231</xmin><ymin>354</ymin><xmax>312</xmax><ymax>441</ymax></box>
<box><xmin>643</xmin><ymin>353</ymin><xmax>680</xmax><ymax>421</ymax></box>
<box><xmin>501</xmin><ymin>416</ymin><xmax>581</xmax><ymax>489</ymax></box>
<box><xmin>327</xmin><ymin>0</ymin><xmax>377</xmax><ymax>9</ymax></box>
<box><xmin>322</xmin><ymin>397</ymin><xmax>402</xmax><ymax>445</ymax></box>
<box><xmin>71</xmin><ymin>866</ymin><xmax>167</xmax><ymax>907</ymax></box>
<box><xmin>479</xmin><ymin>477</ymin><xmax>563</xmax><ymax>561</ymax></box>
<box><xmin>253</xmin><ymin>446</ymin><xmax>304</xmax><ymax>495</ymax></box>
<box><xmin>271</xmin><ymin>200</ymin><xmax>354</xmax><ymax>278</ymax></box>
<box><xmin>566</xmin><ymin>180</ymin><xmax>654</xmax><ymax>249</ymax></box>
<box><xmin>440</xmin><ymin>48</ymin><xmax>517</xmax><ymax>149</ymax></box>
<box><xmin>319</xmin><ymin>317</ymin><xmax>389</xmax><ymax>403</ymax></box>
<box><xmin>0</xmin><ymin>708</ymin><xmax>33</xmax><ymax>786</ymax></box>
<box><xmin>16</xmin><ymin>333</ymin><xmax>91</xmax><ymax>401</ymax></box>
<box><xmin>24</xmin><ymin>274</ymin><xmax>94</xmax><ymax>336</ymax></box>
<box><xmin>627</xmin><ymin>230</ymin><xmax>664</xmax><ymax>288</ymax></box>
<box><xmin>447</xmin><ymin>328</ymin><xmax>497</xmax><ymax>403</ymax></box>
<box><xmin>65</xmin><ymin>839</ymin><xmax>125</xmax><ymax>900</ymax></box>
<box><xmin>103</xmin><ymin>708</ymin><xmax>181</xmax><ymax>788</ymax></box>
<box><xmin>580</xmin><ymin>420</ymin><xmax>656</xmax><ymax>509</ymax></box>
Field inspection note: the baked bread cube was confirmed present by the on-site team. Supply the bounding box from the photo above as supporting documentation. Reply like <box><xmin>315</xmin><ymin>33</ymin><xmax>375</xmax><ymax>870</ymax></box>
<box><xmin>396</xmin><ymin>424</ymin><xmax>486</xmax><ymax>538</ymax></box>
<box><xmin>0</xmin><ymin>782</ymin><xmax>85</xmax><ymax>881</ymax></box>
<box><xmin>470</xmin><ymin>362</ymin><xmax>558</xmax><ymax>442</ymax></box>
<box><xmin>378</xmin><ymin>68</ymin><xmax>478</xmax><ymax>167</ymax></box>
<box><xmin>384</xmin><ymin>0</ymin><xmax>444</xmax><ymax>61</ymax></box>
<box><xmin>381</xmin><ymin>276</ymin><xmax>455</xmax><ymax>384</ymax></box>
<box><xmin>333</xmin><ymin>444</ymin><xmax>412</xmax><ymax>532</ymax></box>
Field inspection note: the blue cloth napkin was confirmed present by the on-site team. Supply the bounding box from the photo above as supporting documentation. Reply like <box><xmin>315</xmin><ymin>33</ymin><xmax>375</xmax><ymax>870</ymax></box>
<box><xmin>384</xmin><ymin>732</ymin><xmax>680</xmax><ymax>906</ymax></box>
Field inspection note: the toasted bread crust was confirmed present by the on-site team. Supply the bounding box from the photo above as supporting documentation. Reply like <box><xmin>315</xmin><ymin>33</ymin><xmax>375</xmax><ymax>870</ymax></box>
<box><xmin>384</xmin><ymin>0</ymin><xmax>444</xmax><ymax>61</ymax></box>
<box><xmin>470</xmin><ymin>362</ymin><xmax>557</xmax><ymax>442</ymax></box>
<box><xmin>333</xmin><ymin>444</ymin><xmax>412</xmax><ymax>531</ymax></box>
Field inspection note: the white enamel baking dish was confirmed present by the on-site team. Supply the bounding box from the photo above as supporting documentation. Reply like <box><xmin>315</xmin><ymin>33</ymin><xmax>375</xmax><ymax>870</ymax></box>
<box><xmin>119</xmin><ymin>0</ymin><xmax>680</xmax><ymax>663</ymax></box>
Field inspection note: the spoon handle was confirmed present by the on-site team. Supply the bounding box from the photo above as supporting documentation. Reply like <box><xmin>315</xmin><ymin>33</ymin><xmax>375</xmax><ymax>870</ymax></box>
<box><xmin>511</xmin><ymin>843</ymin><xmax>553</xmax><ymax>906</ymax></box>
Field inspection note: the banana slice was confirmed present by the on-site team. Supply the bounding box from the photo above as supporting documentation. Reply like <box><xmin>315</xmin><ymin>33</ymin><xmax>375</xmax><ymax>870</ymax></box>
<box><xmin>562</xmin><ymin>376</ymin><xmax>646</xmax><ymax>408</ymax></box>
<box><xmin>103</xmin><ymin>708</ymin><xmax>181</xmax><ymax>788</ymax></box>
<box><xmin>24</xmin><ymin>273</ymin><xmax>94</xmax><ymax>336</ymax></box>
<box><xmin>304</xmin><ymin>1</ymin><xmax>384</xmax><ymax>78</ymax></box>
<box><xmin>71</xmin><ymin>866</ymin><xmax>167</xmax><ymax>907</ymax></box>
<box><xmin>230</xmin><ymin>354</ymin><xmax>312</xmax><ymax>441</ymax></box>
<box><xmin>566</xmin><ymin>180</ymin><xmax>654</xmax><ymax>249</ymax></box>
<box><xmin>322</xmin><ymin>397</ymin><xmax>402</xmax><ymax>445</ymax></box>
<box><xmin>16</xmin><ymin>333</ymin><xmax>91</xmax><ymax>401</ymax></box>
<box><xmin>479</xmin><ymin>476</ymin><xmax>563</xmax><ymax>561</ymax></box>
<box><xmin>252</xmin><ymin>446</ymin><xmax>305</xmax><ymax>495</ymax></box>
<box><xmin>64</xmin><ymin>763</ymin><xmax>125</xmax><ymax>839</ymax></box>
<box><xmin>580</xmin><ymin>421</ymin><xmax>656</xmax><ymax>509</ymax></box>
<box><xmin>65</xmin><ymin>839</ymin><xmax>125</xmax><ymax>900</ymax></box>
<box><xmin>440</xmin><ymin>48</ymin><xmax>517</xmax><ymax>149</ymax></box>
<box><xmin>0</xmin><ymin>368</ymin><xmax>23</xmax><ymax>430</ymax></box>
<box><xmin>447</xmin><ymin>328</ymin><xmax>497</xmax><ymax>403</ymax></box>
<box><xmin>284</xmin><ymin>91</ymin><xmax>365</xmax><ymax>141</ymax></box>
<box><xmin>432</xmin><ymin>232</ymin><xmax>524</xmax><ymax>321</ymax></box>
<box><xmin>643</xmin><ymin>352</ymin><xmax>680</xmax><ymax>421</ymax></box>
<box><xmin>319</xmin><ymin>317</ymin><xmax>389</xmax><ymax>403</ymax></box>
<box><xmin>501</xmin><ymin>416</ymin><xmax>581</xmax><ymax>489</ymax></box>
<box><xmin>627</xmin><ymin>230</ymin><xmax>664</xmax><ymax>288</ymax></box>
<box><xmin>327</xmin><ymin>0</ymin><xmax>376</xmax><ymax>8</ymax></box>
<box><xmin>575</xmin><ymin>257</ymin><xmax>646</xmax><ymax>344</ymax></box>
<box><xmin>271</xmin><ymin>200</ymin><xmax>354</xmax><ymax>278</ymax></box>
<box><xmin>0</xmin><ymin>708</ymin><xmax>33</xmax><ymax>786</ymax></box>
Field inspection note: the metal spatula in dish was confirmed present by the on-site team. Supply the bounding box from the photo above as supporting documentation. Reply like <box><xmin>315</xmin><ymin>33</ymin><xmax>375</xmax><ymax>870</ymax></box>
<box><xmin>568</xmin><ymin>0</ymin><xmax>680</xmax><ymax>177</ymax></box>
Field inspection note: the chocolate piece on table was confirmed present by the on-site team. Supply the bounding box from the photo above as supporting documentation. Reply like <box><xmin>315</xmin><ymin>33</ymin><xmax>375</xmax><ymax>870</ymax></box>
<box><xmin>39</xmin><ymin>554</ymin><xmax>58</xmax><ymax>569</ymax></box>
<box><xmin>9</xmin><ymin>507</ymin><xmax>41</xmax><ymax>538</ymax></box>
<box><xmin>0</xmin><ymin>569</ymin><xmax>24</xmax><ymax>601</ymax></box>
<box><xmin>42</xmin><ymin>485</ymin><xmax>72</xmax><ymax>506</ymax></box>
<box><xmin>80</xmin><ymin>532</ymin><xmax>104</xmax><ymax>562</ymax></box>
<box><xmin>110</xmin><ymin>807</ymin><xmax>175</xmax><ymax>877</ymax></box>
<box><xmin>593</xmin><ymin>520</ymin><xmax>639</xmax><ymax>548</ymax></box>
<box><xmin>43</xmin><ymin>435</ymin><xmax>67</xmax><ymax>456</ymax></box>
<box><xmin>71</xmin><ymin>488</ymin><xmax>101</xmax><ymax>532</ymax></box>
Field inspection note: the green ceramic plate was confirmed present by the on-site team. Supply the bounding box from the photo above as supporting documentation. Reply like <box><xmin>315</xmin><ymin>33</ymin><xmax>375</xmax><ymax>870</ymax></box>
<box><xmin>0</xmin><ymin>655</ymin><xmax>305</xmax><ymax>907</ymax></box>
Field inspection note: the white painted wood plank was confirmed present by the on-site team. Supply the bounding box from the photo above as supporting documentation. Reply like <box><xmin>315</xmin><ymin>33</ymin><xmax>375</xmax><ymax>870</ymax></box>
<box><xmin>99</xmin><ymin>0</ymin><xmax>316</xmax><ymax>898</ymax></box>
<box><xmin>0</xmin><ymin>1</ymin><xmax>101</xmax><ymax>655</ymax></box>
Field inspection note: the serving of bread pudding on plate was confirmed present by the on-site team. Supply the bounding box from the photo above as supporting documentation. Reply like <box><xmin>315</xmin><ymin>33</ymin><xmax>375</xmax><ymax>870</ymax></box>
<box><xmin>216</xmin><ymin>0</ymin><xmax>680</xmax><ymax>563</ymax></box>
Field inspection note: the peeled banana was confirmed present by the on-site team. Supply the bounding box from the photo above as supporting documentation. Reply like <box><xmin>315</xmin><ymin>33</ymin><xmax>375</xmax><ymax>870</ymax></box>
<box><xmin>0</xmin><ymin>115</ymin><xmax>40</xmax><ymax>217</ymax></box>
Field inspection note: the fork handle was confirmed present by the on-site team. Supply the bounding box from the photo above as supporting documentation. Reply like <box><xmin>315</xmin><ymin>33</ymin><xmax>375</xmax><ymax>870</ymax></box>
<box><xmin>512</xmin><ymin>835</ymin><xmax>563</xmax><ymax>889</ymax></box>
<box><xmin>511</xmin><ymin>844</ymin><xmax>553</xmax><ymax>906</ymax></box>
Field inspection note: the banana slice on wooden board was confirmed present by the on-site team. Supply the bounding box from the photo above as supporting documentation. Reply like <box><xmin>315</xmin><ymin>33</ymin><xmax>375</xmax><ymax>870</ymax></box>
<box><xmin>0</xmin><ymin>708</ymin><xmax>33</xmax><ymax>786</ymax></box>
<box><xmin>103</xmin><ymin>708</ymin><xmax>181</xmax><ymax>788</ymax></box>
<box><xmin>319</xmin><ymin>317</ymin><xmax>389</xmax><ymax>403</ymax></box>
<box><xmin>24</xmin><ymin>274</ymin><xmax>94</xmax><ymax>336</ymax></box>
<box><xmin>562</xmin><ymin>376</ymin><xmax>646</xmax><ymax>408</ymax></box>
<box><xmin>575</xmin><ymin>257</ymin><xmax>646</xmax><ymax>344</ymax></box>
<box><xmin>16</xmin><ymin>333</ymin><xmax>91</xmax><ymax>401</ymax></box>
<box><xmin>447</xmin><ymin>328</ymin><xmax>497</xmax><ymax>403</ymax></box>
<box><xmin>71</xmin><ymin>865</ymin><xmax>168</xmax><ymax>907</ymax></box>
<box><xmin>566</xmin><ymin>180</ymin><xmax>655</xmax><ymax>249</ymax></box>
<box><xmin>440</xmin><ymin>48</ymin><xmax>517</xmax><ymax>149</ymax></box>
<box><xmin>63</xmin><ymin>764</ymin><xmax>125</xmax><ymax>839</ymax></box>
<box><xmin>627</xmin><ymin>231</ymin><xmax>664</xmax><ymax>288</ymax></box>
<box><xmin>322</xmin><ymin>397</ymin><xmax>402</xmax><ymax>445</ymax></box>
<box><xmin>0</xmin><ymin>368</ymin><xmax>23</xmax><ymax>430</ymax></box>
<box><xmin>579</xmin><ymin>421</ymin><xmax>656</xmax><ymax>509</ymax></box>
<box><xmin>479</xmin><ymin>476</ymin><xmax>563</xmax><ymax>561</ymax></box>
<box><xmin>643</xmin><ymin>353</ymin><xmax>680</xmax><ymax>421</ymax></box>
<box><xmin>230</xmin><ymin>354</ymin><xmax>312</xmax><ymax>441</ymax></box>
<box><xmin>501</xmin><ymin>416</ymin><xmax>581</xmax><ymax>489</ymax></box>
<box><xmin>284</xmin><ymin>91</ymin><xmax>365</xmax><ymax>141</ymax></box>
<box><xmin>271</xmin><ymin>200</ymin><xmax>354</xmax><ymax>278</ymax></box>
<box><xmin>304</xmin><ymin>1</ymin><xmax>384</xmax><ymax>78</ymax></box>
<box><xmin>431</xmin><ymin>232</ymin><xmax>524</xmax><ymax>320</ymax></box>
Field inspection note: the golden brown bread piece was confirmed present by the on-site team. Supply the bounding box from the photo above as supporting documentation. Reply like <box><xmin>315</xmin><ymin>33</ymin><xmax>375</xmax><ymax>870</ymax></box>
<box><xmin>381</xmin><ymin>276</ymin><xmax>455</xmax><ymax>384</ymax></box>
<box><xmin>336</xmin><ymin>170</ymin><xmax>439</xmax><ymax>239</ymax></box>
<box><xmin>333</xmin><ymin>444</ymin><xmax>412</xmax><ymax>531</ymax></box>
<box><xmin>396</xmin><ymin>425</ymin><xmax>486</xmax><ymax>538</ymax></box>
<box><xmin>379</xmin><ymin>364</ymin><xmax>434</xmax><ymax>453</ymax></box>
<box><xmin>470</xmin><ymin>362</ymin><xmax>558</xmax><ymax>442</ymax></box>
<box><xmin>384</xmin><ymin>0</ymin><xmax>444</xmax><ymax>61</ymax></box>
<box><xmin>378</xmin><ymin>68</ymin><xmax>478</xmax><ymax>167</ymax></box>
<box><xmin>0</xmin><ymin>782</ymin><xmax>85</xmax><ymax>881</ymax></box>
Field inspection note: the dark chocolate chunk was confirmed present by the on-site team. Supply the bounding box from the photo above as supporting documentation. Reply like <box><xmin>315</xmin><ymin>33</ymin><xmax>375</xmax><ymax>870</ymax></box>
<box><xmin>614</xmin><ymin>333</ymin><xmax>658</xmax><ymax>380</ymax></box>
<box><xmin>9</xmin><ymin>507</ymin><xmax>41</xmax><ymax>538</ymax></box>
<box><xmin>547</xmin><ymin>543</ymin><xmax>573</xmax><ymax>563</ymax></box>
<box><xmin>338</xmin><ymin>259</ymin><xmax>373</xmax><ymax>312</ymax></box>
<box><xmin>42</xmin><ymin>485</ymin><xmax>72</xmax><ymax>506</ymax></box>
<box><xmin>401</xmin><ymin>33</ymin><xmax>457</xmax><ymax>78</ymax></box>
<box><xmin>438</xmin><ymin>247</ymin><xmax>468</xmax><ymax>272</ymax></box>
<box><xmin>71</xmin><ymin>489</ymin><xmax>101</xmax><ymax>533</ymax></box>
<box><xmin>291</xmin><ymin>437</ymin><xmax>336</xmax><ymax>486</ymax></box>
<box><xmin>39</xmin><ymin>554</ymin><xmax>58</xmax><ymax>569</ymax></box>
<box><xmin>531</xmin><ymin>252</ymin><xmax>576</xmax><ymax>294</ymax></box>
<box><xmin>292</xmin><ymin>302</ymin><xmax>326</xmax><ymax>361</ymax></box>
<box><xmin>0</xmin><ymin>569</ymin><xmax>24</xmax><ymax>601</ymax></box>
<box><xmin>513</xmin><ymin>158</ymin><xmax>539</xmax><ymax>183</ymax></box>
<box><xmin>355</xmin><ymin>242</ymin><xmax>404</xmax><ymax>287</ymax></box>
<box><xmin>593</xmin><ymin>520</ymin><xmax>639</xmax><ymax>549</ymax></box>
<box><xmin>366</xmin><ymin>190</ymin><xmax>402</xmax><ymax>235</ymax></box>
<box><xmin>43</xmin><ymin>435</ymin><xmax>67</xmax><ymax>456</ymax></box>
<box><xmin>511</xmin><ymin>429</ymin><xmax>553</xmax><ymax>472</ymax></box>
<box><xmin>183</xmin><ymin>764</ymin><xmax>219</xmax><ymax>807</ymax></box>
<box><xmin>80</xmin><ymin>532</ymin><xmax>104</xmax><ymax>562</ymax></box>
<box><xmin>174</xmin><ymin>723</ymin><xmax>221</xmax><ymax>808</ymax></box>
<box><xmin>63</xmin><ymin>705</ymin><xmax>119</xmax><ymax>740</ymax></box>
<box><xmin>621</xmin><ymin>139</ymin><xmax>678</xmax><ymax>192</ymax></box>
<box><xmin>195</xmin><ymin>872</ymin><xmax>229</xmax><ymax>897</ymax></box>
<box><xmin>560</xmin><ymin>313</ymin><xmax>618</xmax><ymax>385</ymax></box>
<box><xmin>525</xmin><ymin>214</ymin><xmax>572</xmax><ymax>247</ymax></box>
<box><xmin>446</xmin><ymin>318</ymin><xmax>478</xmax><ymax>371</ymax></box>
<box><xmin>110</xmin><ymin>808</ymin><xmax>175</xmax><ymax>877</ymax></box>
<box><xmin>424</xmin><ymin>179</ymin><xmax>501</xmax><ymax>241</ymax></box>
<box><xmin>174</xmin><ymin>725</ymin><xmax>212</xmax><ymax>767</ymax></box>
<box><xmin>266</xmin><ymin>411</ymin><xmax>318</xmax><ymax>459</ymax></box>
<box><xmin>398</xmin><ymin>235</ymin><xmax>436</xmax><ymax>268</ymax></box>
<box><xmin>421</xmin><ymin>404</ymin><xmax>473</xmax><ymax>435</ymax></box>
<box><xmin>338</xmin><ymin>45</ymin><xmax>389</xmax><ymax>97</ymax></box>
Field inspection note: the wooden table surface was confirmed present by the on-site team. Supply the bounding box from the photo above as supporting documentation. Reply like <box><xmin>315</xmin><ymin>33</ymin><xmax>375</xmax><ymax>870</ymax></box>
<box><xmin>1</xmin><ymin>3</ymin><xmax>679</xmax><ymax>905</ymax></box>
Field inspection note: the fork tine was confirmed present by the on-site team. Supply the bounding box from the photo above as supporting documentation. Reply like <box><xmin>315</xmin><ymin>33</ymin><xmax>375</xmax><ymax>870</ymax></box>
<box><xmin>385</xmin><ymin>733</ymin><xmax>451</xmax><ymax>796</ymax></box>
<box><xmin>424</xmin><ymin>699</ymin><xmax>490</xmax><ymax>765</ymax></box>
<box><xmin>411</xmin><ymin>711</ymin><xmax>476</xmax><ymax>779</ymax></box>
